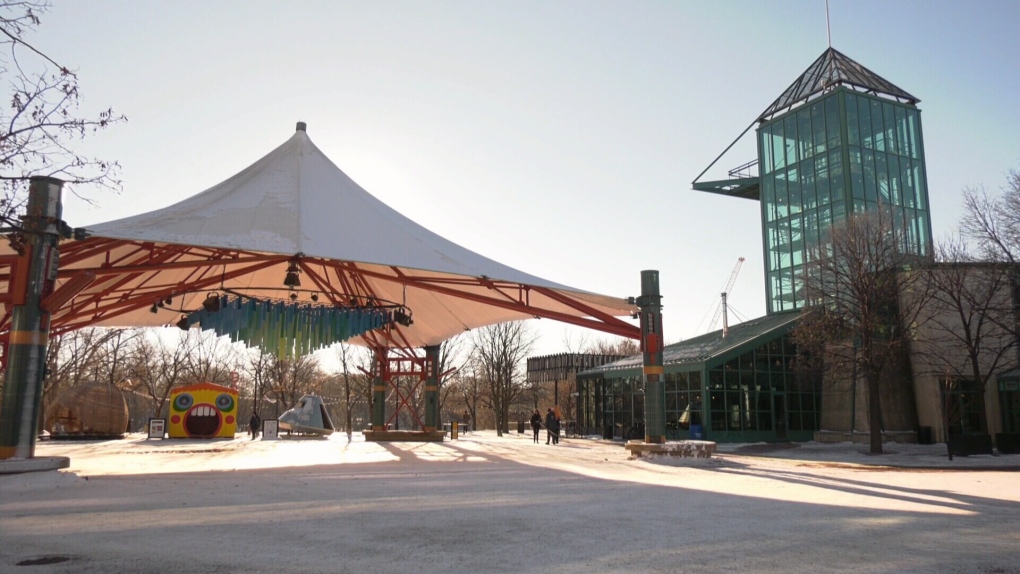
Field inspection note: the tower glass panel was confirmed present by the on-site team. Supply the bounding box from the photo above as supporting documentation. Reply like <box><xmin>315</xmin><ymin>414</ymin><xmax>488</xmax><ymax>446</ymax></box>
<box><xmin>758</xmin><ymin>88</ymin><xmax>932</xmax><ymax>315</ymax></box>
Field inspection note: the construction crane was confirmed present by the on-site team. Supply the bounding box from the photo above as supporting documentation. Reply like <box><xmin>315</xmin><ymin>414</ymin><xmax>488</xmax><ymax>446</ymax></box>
<box><xmin>707</xmin><ymin>257</ymin><xmax>745</xmax><ymax>333</ymax></box>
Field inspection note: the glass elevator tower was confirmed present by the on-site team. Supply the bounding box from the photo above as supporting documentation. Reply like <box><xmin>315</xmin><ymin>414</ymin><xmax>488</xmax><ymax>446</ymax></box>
<box><xmin>694</xmin><ymin>48</ymin><xmax>934</xmax><ymax>315</ymax></box>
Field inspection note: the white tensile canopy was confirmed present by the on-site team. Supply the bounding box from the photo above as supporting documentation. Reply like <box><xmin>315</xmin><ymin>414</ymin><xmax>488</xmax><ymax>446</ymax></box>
<box><xmin>1</xmin><ymin>124</ymin><xmax>638</xmax><ymax>349</ymax></box>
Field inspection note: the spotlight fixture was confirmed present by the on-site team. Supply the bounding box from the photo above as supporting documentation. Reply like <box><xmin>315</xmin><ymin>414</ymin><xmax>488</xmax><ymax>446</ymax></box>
<box><xmin>150</xmin><ymin>304</ymin><xmax>159</xmax><ymax>314</ymax></box>
<box><xmin>165</xmin><ymin>297</ymin><xmax>173</xmax><ymax>305</ymax></box>
<box><xmin>290</xmin><ymin>292</ymin><xmax>298</xmax><ymax>301</ymax></box>
<box><xmin>393</xmin><ymin>309</ymin><xmax>413</xmax><ymax>327</ymax></box>
<box><xmin>158</xmin><ymin>301</ymin><xmax>165</xmax><ymax>308</ymax></box>
<box><xmin>283</xmin><ymin>260</ymin><xmax>301</xmax><ymax>288</ymax></box>
<box><xmin>310</xmin><ymin>293</ymin><xmax>319</xmax><ymax>302</ymax></box>
<box><xmin>202</xmin><ymin>294</ymin><xmax>220</xmax><ymax>313</ymax></box>
<box><xmin>175</xmin><ymin>316</ymin><xmax>190</xmax><ymax>330</ymax></box>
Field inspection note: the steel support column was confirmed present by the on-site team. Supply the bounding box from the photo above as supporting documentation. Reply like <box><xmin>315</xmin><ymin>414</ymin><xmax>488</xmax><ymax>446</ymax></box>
<box><xmin>0</xmin><ymin>177</ymin><xmax>64</xmax><ymax>459</ymax></box>
<box><xmin>371</xmin><ymin>347</ymin><xmax>388</xmax><ymax>430</ymax></box>
<box><xmin>423</xmin><ymin>344</ymin><xmax>440</xmax><ymax>431</ymax></box>
<box><xmin>637</xmin><ymin>270</ymin><xmax>666</xmax><ymax>444</ymax></box>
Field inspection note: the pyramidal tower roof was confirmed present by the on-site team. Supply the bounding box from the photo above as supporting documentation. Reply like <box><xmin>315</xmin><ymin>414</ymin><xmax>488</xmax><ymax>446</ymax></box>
<box><xmin>757</xmin><ymin>47</ymin><xmax>918</xmax><ymax>122</ymax></box>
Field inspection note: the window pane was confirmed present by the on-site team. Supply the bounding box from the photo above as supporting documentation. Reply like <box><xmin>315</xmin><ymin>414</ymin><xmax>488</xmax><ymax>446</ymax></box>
<box><xmin>811</xmin><ymin>102</ymin><xmax>826</xmax><ymax>156</ymax></box>
<box><xmin>816</xmin><ymin>154</ymin><xmax>831</xmax><ymax>205</ymax></box>
<box><xmin>788</xmin><ymin>167</ymin><xmax>801</xmax><ymax>214</ymax></box>
<box><xmin>785</xmin><ymin>116</ymin><xmax>798</xmax><ymax>166</ymax></box>
<box><xmin>845</xmin><ymin>94</ymin><xmax>859</xmax><ymax>146</ymax></box>
<box><xmin>826</xmin><ymin>96</ymin><xmax>841</xmax><ymax>149</ymax></box>
<box><xmin>907</xmin><ymin>109</ymin><xmax>920</xmax><ymax>159</ymax></box>
<box><xmin>888</xmin><ymin>154</ymin><xmax>901</xmax><ymax>205</ymax></box>
<box><xmin>799</xmin><ymin>108</ymin><xmax>813</xmax><ymax>160</ymax></box>
<box><xmin>871</xmin><ymin>99</ymin><xmax>885</xmax><ymax>152</ymax></box>
<box><xmin>895</xmin><ymin>106</ymin><xmax>908</xmax><ymax>157</ymax></box>
<box><xmin>850</xmin><ymin>147</ymin><xmax>864</xmax><ymax>199</ymax></box>
<box><xmin>859</xmin><ymin>96</ymin><xmax>873</xmax><ymax>149</ymax></box>
<box><xmin>771</xmin><ymin>124</ymin><xmax>786</xmax><ymax>171</ymax></box>
<box><xmin>829</xmin><ymin>148</ymin><xmax>844</xmax><ymax>202</ymax></box>
<box><xmin>876</xmin><ymin>153</ymin><xmax>890</xmax><ymax>204</ymax></box>
<box><xmin>883</xmin><ymin>102</ymin><xmax>897</xmax><ymax>155</ymax></box>
<box><xmin>802</xmin><ymin>156</ymin><xmax>817</xmax><ymax>210</ymax></box>
<box><xmin>863</xmin><ymin>150</ymin><xmax>877</xmax><ymax>201</ymax></box>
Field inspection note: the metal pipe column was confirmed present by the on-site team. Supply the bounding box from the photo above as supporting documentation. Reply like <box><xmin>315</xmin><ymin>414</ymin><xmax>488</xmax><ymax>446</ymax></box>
<box><xmin>0</xmin><ymin>177</ymin><xmax>64</xmax><ymax>459</ymax></box>
<box><xmin>371</xmin><ymin>347</ymin><xmax>387</xmax><ymax>429</ymax></box>
<box><xmin>638</xmin><ymin>270</ymin><xmax>666</xmax><ymax>444</ymax></box>
<box><xmin>424</xmin><ymin>344</ymin><xmax>440</xmax><ymax>431</ymax></box>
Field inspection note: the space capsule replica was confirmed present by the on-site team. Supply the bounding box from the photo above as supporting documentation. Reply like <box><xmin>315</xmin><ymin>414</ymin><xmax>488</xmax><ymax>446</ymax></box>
<box><xmin>278</xmin><ymin>394</ymin><xmax>335</xmax><ymax>435</ymax></box>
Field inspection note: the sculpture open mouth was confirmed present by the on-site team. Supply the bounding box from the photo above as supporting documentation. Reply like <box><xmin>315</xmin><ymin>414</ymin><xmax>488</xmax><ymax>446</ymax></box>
<box><xmin>184</xmin><ymin>404</ymin><xmax>222</xmax><ymax>437</ymax></box>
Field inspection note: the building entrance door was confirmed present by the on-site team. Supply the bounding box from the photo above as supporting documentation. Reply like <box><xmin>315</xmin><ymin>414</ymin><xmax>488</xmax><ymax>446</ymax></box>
<box><xmin>773</xmin><ymin>393</ymin><xmax>787</xmax><ymax>441</ymax></box>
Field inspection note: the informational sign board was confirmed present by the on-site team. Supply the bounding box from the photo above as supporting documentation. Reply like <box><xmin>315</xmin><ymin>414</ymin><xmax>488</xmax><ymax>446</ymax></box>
<box><xmin>147</xmin><ymin>418</ymin><xmax>166</xmax><ymax>439</ymax></box>
<box><xmin>262</xmin><ymin>419</ymin><xmax>279</xmax><ymax>440</ymax></box>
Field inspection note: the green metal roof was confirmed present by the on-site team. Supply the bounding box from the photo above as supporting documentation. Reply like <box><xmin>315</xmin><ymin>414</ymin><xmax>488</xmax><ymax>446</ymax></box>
<box><xmin>580</xmin><ymin>312</ymin><xmax>801</xmax><ymax>377</ymax></box>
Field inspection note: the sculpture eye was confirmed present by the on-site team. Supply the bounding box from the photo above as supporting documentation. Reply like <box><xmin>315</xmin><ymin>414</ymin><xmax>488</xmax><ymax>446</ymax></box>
<box><xmin>215</xmin><ymin>393</ymin><xmax>234</xmax><ymax>411</ymax></box>
<box><xmin>173</xmin><ymin>393</ymin><xmax>193</xmax><ymax>412</ymax></box>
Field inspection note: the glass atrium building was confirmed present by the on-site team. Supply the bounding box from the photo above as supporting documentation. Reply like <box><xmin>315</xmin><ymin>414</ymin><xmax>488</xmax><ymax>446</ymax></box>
<box><xmin>576</xmin><ymin>48</ymin><xmax>935</xmax><ymax>443</ymax></box>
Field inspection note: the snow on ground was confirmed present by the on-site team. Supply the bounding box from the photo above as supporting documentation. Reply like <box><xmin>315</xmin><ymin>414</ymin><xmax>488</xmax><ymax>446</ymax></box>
<box><xmin>2</xmin><ymin>431</ymin><xmax>1018</xmax><ymax>574</ymax></box>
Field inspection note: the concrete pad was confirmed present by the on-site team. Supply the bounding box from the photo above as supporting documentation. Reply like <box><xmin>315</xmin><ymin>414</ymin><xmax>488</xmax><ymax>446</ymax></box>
<box><xmin>625</xmin><ymin>439</ymin><xmax>717</xmax><ymax>459</ymax></box>
<box><xmin>0</xmin><ymin>456</ymin><xmax>70</xmax><ymax>475</ymax></box>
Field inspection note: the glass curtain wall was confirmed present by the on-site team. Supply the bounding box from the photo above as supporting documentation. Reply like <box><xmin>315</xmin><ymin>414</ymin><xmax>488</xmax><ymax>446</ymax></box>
<box><xmin>600</xmin><ymin>376</ymin><xmax>645</xmax><ymax>439</ymax></box>
<box><xmin>665</xmin><ymin>371</ymin><xmax>703</xmax><ymax>440</ymax></box>
<box><xmin>758</xmin><ymin>88</ymin><xmax>932</xmax><ymax>315</ymax></box>
<box><xmin>706</xmin><ymin>334</ymin><xmax>821</xmax><ymax>441</ymax></box>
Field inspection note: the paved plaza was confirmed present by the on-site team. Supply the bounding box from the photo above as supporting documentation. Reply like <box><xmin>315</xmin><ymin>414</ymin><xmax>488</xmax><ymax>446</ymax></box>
<box><xmin>2</xmin><ymin>431</ymin><xmax>1018</xmax><ymax>573</ymax></box>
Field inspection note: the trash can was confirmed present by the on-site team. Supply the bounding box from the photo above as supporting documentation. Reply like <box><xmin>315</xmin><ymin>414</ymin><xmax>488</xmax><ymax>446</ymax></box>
<box><xmin>690</xmin><ymin>424</ymin><xmax>703</xmax><ymax>440</ymax></box>
<box><xmin>603</xmin><ymin>425</ymin><xmax>614</xmax><ymax>440</ymax></box>
<box><xmin>917</xmin><ymin>426</ymin><xmax>933</xmax><ymax>445</ymax></box>
<box><xmin>517</xmin><ymin>420</ymin><xmax>525</xmax><ymax>434</ymax></box>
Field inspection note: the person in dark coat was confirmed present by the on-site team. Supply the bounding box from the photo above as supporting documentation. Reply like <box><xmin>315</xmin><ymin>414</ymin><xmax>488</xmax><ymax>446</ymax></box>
<box><xmin>249</xmin><ymin>412</ymin><xmax>261</xmax><ymax>440</ymax></box>
<box><xmin>544</xmin><ymin>408</ymin><xmax>557</xmax><ymax>445</ymax></box>
<box><xmin>530</xmin><ymin>410</ymin><xmax>542</xmax><ymax>443</ymax></box>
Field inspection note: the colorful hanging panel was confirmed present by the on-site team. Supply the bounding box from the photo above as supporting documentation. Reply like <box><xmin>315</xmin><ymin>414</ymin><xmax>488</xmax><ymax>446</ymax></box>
<box><xmin>185</xmin><ymin>296</ymin><xmax>392</xmax><ymax>357</ymax></box>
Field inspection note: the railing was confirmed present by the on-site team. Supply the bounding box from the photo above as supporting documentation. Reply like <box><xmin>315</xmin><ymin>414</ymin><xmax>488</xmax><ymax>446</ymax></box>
<box><xmin>728</xmin><ymin>159</ymin><xmax>759</xmax><ymax>179</ymax></box>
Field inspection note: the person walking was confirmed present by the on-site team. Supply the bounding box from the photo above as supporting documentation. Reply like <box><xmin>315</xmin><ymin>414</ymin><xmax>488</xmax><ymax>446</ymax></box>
<box><xmin>544</xmin><ymin>408</ymin><xmax>557</xmax><ymax>445</ymax></box>
<box><xmin>530</xmin><ymin>410</ymin><xmax>542</xmax><ymax>443</ymax></box>
<box><xmin>249</xmin><ymin>412</ymin><xmax>261</xmax><ymax>440</ymax></box>
<box><xmin>553</xmin><ymin>405</ymin><xmax>562</xmax><ymax>444</ymax></box>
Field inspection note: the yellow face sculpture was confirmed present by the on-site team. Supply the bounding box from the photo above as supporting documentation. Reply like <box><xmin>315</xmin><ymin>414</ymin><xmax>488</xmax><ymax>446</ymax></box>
<box><xmin>167</xmin><ymin>383</ymin><xmax>238</xmax><ymax>438</ymax></box>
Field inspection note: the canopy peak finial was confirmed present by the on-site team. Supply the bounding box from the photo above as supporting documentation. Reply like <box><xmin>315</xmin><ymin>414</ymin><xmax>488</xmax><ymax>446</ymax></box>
<box><xmin>296</xmin><ymin>121</ymin><xmax>307</xmax><ymax>132</ymax></box>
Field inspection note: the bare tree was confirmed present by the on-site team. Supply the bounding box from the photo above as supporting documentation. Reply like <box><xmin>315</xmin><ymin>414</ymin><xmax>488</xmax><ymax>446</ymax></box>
<box><xmin>915</xmin><ymin>238</ymin><xmax>1017</xmax><ymax>438</ymax></box>
<box><xmin>472</xmin><ymin>321</ymin><xmax>535</xmax><ymax>436</ymax></box>
<box><xmin>447</xmin><ymin>359</ymin><xmax>484</xmax><ymax>431</ymax></box>
<box><xmin>960</xmin><ymin>169</ymin><xmax>1020</xmax><ymax>264</ymax></box>
<box><xmin>435</xmin><ymin>335</ymin><xmax>465</xmax><ymax>425</ymax></box>
<box><xmin>0</xmin><ymin>1</ymin><xmax>126</xmax><ymax>222</ymax></box>
<box><xmin>179</xmin><ymin>331</ymin><xmax>237</xmax><ymax>387</ymax></box>
<box><xmin>794</xmin><ymin>208</ymin><xmax>931</xmax><ymax>454</ymax></box>
<box><xmin>40</xmin><ymin>327</ymin><xmax>126</xmax><ymax>408</ymax></box>
<box><xmin>584</xmin><ymin>337</ymin><xmax>640</xmax><ymax>356</ymax></box>
<box><xmin>334</xmin><ymin>343</ymin><xmax>360</xmax><ymax>439</ymax></box>
<box><xmin>266</xmin><ymin>353</ymin><xmax>322</xmax><ymax>413</ymax></box>
<box><xmin>127</xmin><ymin>331</ymin><xmax>194</xmax><ymax>418</ymax></box>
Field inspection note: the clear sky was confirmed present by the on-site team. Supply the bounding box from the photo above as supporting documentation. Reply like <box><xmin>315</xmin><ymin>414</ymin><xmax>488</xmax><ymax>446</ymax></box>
<box><xmin>30</xmin><ymin>0</ymin><xmax>1020</xmax><ymax>356</ymax></box>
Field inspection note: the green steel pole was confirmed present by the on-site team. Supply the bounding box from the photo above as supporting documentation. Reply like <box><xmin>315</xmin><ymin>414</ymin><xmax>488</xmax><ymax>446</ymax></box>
<box><xmin>371</xmin><ymin>347</ymin><xmax>387</xmax><ymax>430</ymax></box>
<box><xmin>424</xmin><ymin>344</ymin><xmax>440</xmax><ymax>431</ymax></box>
<box><xmin>637</xmin><ymin>270</ymin><xmax>666</xmax><ymax>444</ymax></box>
<box><xmin>0</xmin><ymin>177</ymin><xmax>64</xmax><ymax>460</ymax></box>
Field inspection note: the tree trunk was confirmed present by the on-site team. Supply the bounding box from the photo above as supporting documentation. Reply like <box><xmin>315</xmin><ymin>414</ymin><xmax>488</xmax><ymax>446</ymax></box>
<box><xmin>866</xmin><ymin>370</ymin><xmax>884</xmax><ymax>454</ymax></box>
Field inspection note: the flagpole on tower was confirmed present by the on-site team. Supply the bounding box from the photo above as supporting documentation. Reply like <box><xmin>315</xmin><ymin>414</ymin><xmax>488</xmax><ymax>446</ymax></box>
<box><xmin>825</xmin><ymin>0</ymin><xmax>832</xmax><ymax>48</ymax></box>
